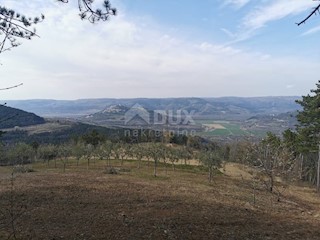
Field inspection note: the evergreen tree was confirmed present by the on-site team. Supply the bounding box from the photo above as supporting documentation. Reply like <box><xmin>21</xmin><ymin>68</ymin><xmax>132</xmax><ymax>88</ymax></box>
<box><xmin>296</xmin><ymin>81</ymin><xmax>320</xmax><ymax>191</ymax></box>
<box><xmin>295</xmin><ymin>80</ymin><xmax>320</xmax><ymax>151</ymax></box>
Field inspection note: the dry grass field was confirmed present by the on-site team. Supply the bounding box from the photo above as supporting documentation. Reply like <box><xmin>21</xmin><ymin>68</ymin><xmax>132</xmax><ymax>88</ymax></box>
<box><xmin>1</xmin><ymin>160</ymin><xmax>320</xmax><ymax>239</ymax></box>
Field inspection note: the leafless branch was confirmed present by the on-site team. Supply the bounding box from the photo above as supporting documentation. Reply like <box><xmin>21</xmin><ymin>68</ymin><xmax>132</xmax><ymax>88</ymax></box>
<box><xmin>0</xmin><ymin>83</ymin><xmax>23</xmax><ymax>91</ymax></box>
<box><xmin>296</xmin><ymin>3</ymin><xmax>320</xmax><ymax>26</ymax></box>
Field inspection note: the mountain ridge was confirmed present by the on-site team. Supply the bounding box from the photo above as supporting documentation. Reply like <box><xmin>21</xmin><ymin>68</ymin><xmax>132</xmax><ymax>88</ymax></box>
<box><xmin>5</xmin><ymin>96</ymin><xmax>301</xmax><ymax>118</ymax></box>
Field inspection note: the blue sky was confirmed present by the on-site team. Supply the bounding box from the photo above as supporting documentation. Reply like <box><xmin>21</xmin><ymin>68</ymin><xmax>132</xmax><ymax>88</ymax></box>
<box><xmin>1</xmin><ymin>0</ymin><xmax>320</xmax><ymax>99</ymax></box>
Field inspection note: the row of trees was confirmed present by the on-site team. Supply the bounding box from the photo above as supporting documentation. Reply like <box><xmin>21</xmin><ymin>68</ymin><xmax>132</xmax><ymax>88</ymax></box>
<box><xmin>0</xmin><ymin>136</ymin><xmax>226</xmax><ymax>181</ymax></box>
<box><xmin>1</xmin><ymin>81</ymin><xmax>319</xmax><ymax>187</ymax></box>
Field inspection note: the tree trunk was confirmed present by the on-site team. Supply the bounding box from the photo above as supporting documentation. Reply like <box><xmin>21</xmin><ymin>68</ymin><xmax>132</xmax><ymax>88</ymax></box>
<box><xmin>317</xmin><ymin>144</ymin><xmax>320</xmax><ymax>192</ymax></box>
<box><xmin>154</xmin><ymin>159</ymin><xmax>157</xmax><ymax>177</ymax></box>
<box><xmin>138</xmin><ymin>158</ymin><xmax>141</xmax><ymax>169</ymax></box>
<box><xmin>253</xmin><ymin>180</ymin><xmax>256</xmax><ymax>205</ymax></box>
<box><xmin>269</xmin><ymin>175</ymin><xmax>274</xmax><ymax>192</ymax></box>
<box><xmin>300</xmin><ymin>154</ymin><xmax>304</xmax><ymax>180</ymax></box>
<box><xmin>165</xmin><ymin>161</ymin><xmax>167</xmax><ymax>176</ymax></box>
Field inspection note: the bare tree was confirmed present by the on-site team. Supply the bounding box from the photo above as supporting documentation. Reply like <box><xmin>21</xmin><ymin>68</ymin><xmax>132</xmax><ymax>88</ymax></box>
<box><xmin>247</xmin><ymin>132</ymin><xmax>295</xmax><ymax>200</ymax></box>
<box><xmin>148</xmin><ymin>143</ymin><xmax>163</xmax><ymax>177</ymax></box>
<box><xmin>95</xmin><ymin>141</ymin><xmax>113</xmax><ymax>166</ymax></box>
<box><xmin>198</xmin><ymin>149</ymin><xmax>222</xmax><ymax>183</ymax></box>
<box><xmin>57</xmin><ymin>144</ymin><xmax>72</xmax><ymax>172</ymax></box>
<box><xmin>37</xmin><ymin>144</ymin><xmax>58</xmax><ymax>167</ymax></box>
<box><xmin>168</xmin><ymin>148</ymin><xmax>180</xmax><ymax>172</ymax></box>
<box><xmin>119</xmin><ymin>143</ymin><xmax>128</xmax><ymax>166</ymax></box>
<box><xmin>132</xmin><ymin>144</ymin><xmax>145</xmax><ymax>169</ymax></box>
<box><xmin>84</xmin><ymin>144</ymin><xmax>94</xmax><ymax>170</ymax></box>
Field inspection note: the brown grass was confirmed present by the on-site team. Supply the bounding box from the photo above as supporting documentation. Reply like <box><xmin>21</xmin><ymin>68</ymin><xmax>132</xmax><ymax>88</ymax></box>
<box><xmin>0</xmin><ymin>161</ymin><xmax>320</xmax><ymax>239</ymax></box>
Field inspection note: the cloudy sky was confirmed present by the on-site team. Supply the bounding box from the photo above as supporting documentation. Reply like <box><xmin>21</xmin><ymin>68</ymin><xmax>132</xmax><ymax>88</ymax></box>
<box><xmin>1</xmin><ymin>0</ymin><xmax>320</xmax><ymax>100</ymax></box>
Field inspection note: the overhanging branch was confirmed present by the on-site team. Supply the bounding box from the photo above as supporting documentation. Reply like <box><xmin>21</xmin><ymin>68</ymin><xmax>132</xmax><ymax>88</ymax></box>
<box><xmin>0</xmin><ymin>83</ymin><xmax>23</xmax><ymax>91</ymax></box>
<box><xmin>297</xmin><ymin>3</ymin><xmax>320</xmax><ymax>26</ymax></box>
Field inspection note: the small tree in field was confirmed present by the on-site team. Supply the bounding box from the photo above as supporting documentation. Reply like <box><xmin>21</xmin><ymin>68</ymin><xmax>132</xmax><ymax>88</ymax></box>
<box><xmin>57</xmin><ymin>144</ymin><xmax>72</xmax><ymax>172</ymax></box>
<box><xmin>119</xmin><ymin>143</ymin><xmax>128</xmax><ymax>166</ymax></box>
<box><xmin>7</xmin><ymin>143</ymin><xmax>33</xmax><ymax>165</ymax></box>
<box><xmin>148</xmin><ymin>143</ymin><xmax>163</xmax><ymax>177</ymax></box>
<box><xmin>178</xmin><ymin>147</ymin><xmax>193</xmax><ymax>165</ymax></box>
<box><xmin>72</xmin><ymin>142</ymin><xmax>86</xmax><ymax>166</ymax></box>
<box><xmin>37</xmin><ymin>144</ymin><xmax>57</xmax><ymax>167</ymax></box>
<box><xmin>168</xmin><ymin>147</ymin><xmax>180</xmax><ymax>172</ymax></box>
<box><xmin>96</xmin><ymin>141</ymin><xmax>113</xmax><ymax>166</ymax></box>
<box><xmin>112</xmin><ymin>143</ymin><xmax>121</xmax><ymax>162</ymax></box>
<box><xmin>84</xmin><ymin>144</ymin><xmax>94</xmax><ymax>170</ymax></box>
<box><xmin>132</xmin><ymin>144</ymin><xmax>145</xmax><ymax>169</ymax></box>
<box><xmin>199</xmin><ymin>148</ymin><xmax>222</xmax><ymax>183</ymax></box>
<box><xmin>249</xmin><ymin>132</ymin><xmax>295</xmax><ymax>193</ymax></box>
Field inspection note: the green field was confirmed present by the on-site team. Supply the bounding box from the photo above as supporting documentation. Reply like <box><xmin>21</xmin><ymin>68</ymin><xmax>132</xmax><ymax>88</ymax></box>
<box><xmin>197</xmin><ymin>121</ymin><xmax>254</xmax><ymax>137</ymax></box>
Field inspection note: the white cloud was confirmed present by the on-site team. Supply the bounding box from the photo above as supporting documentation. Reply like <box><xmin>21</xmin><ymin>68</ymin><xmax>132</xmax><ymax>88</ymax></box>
<box><xmin>301</xmin><ymin>24</ymin><xmax>320</xmax><ymax>36</ymax></box>
<box><xmin>221</xmin><ymin>28</ymin><xmax>235</xmax><ymax>38</ymax></box>
<box><xmin>224</xmin><ymin>0</ymin><xmax>251</xmax><ymax>9</ymax></box>
<box><xmin>224</xmin><ymin>0</ymin><xmax>317</xmax><ymax>43</ymax></box>
<box><xmin>243</xmin><ymin>1</ymin><xmax>315</xmax><ymax>30</ymax></box>
<box><xmin>197</xmin><ymin>42</ymin><xmax>242</xmax><ymax>55</ymax></box>
<box><xmin>0</xmin><ymin>1</ymin><xmax>319</xmax><ymax>100</ymax></box>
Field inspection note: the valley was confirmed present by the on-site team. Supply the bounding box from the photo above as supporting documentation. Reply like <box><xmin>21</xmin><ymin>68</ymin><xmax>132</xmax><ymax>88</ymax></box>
<box><xmin>2</xmin><ymin>97</ymin><xmax>300</xmax><ymax>143</ymax></box>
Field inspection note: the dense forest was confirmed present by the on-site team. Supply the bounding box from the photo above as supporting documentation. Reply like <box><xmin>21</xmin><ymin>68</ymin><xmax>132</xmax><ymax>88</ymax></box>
<box><xmin>0</xmin><ymin>105</ymin><xmax>45</xmax><ymax>129</ymax></box>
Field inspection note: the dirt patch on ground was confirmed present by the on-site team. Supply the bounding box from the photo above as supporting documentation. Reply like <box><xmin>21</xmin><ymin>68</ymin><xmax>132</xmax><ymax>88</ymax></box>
<box><xmin>0</xmin><ymin>163</ymin><xmax>320</xmax><ymax>239</ymax></box>
<box><xmin>222</xmin><ymin>162</ymin><xmax>254</xmax><ymax>180</ymax></box>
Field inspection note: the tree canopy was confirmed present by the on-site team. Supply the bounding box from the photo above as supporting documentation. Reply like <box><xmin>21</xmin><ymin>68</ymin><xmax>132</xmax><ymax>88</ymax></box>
<box><xmin>295</xmin><ymin>80</ymin><xmax>320</xmax><ymax>151</ymax></box>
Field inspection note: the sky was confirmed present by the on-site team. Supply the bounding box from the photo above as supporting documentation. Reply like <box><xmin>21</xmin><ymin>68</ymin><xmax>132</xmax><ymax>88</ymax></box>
<box><xmin>1</xmin><ymin>0</ymin><xmax>320</xmax><ymax>100</ymax></box>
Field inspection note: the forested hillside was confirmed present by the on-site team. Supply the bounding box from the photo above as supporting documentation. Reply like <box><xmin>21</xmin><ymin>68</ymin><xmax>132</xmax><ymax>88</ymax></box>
<box><xmin>0</xmin><ymin>105</ymin><xmax>45</xmax><ymax>129</ymax></box>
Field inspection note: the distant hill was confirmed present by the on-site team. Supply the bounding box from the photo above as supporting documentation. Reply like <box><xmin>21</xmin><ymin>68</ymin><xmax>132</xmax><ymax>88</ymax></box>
<box><xmin>0</xmin><ymin>105</ymin><xmax>45</xmax><ymax>129</ymax></box>
<box><xmin>1</xmin><ymin>121</ymin><xmax>123</xmax><ymax>144</ymax></box>
<box><xmin>84</xmin><ymin>104</ymin><xmax>129</xmax><ymax>125</ymax></box>
<box><xmin>0</xmin><ymin>98</ymin><xmax>302</xmax><ymax>143</ymax></box>
<box><xmin>5</xmin><ymin>96</ymin><xmax>301</xmax><ymax>119</ymax></box>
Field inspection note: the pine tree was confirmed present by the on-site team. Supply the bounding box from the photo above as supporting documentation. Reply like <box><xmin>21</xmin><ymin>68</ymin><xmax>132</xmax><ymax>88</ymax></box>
<box><xmin>296</xmin><ymin>80</ymin><xmax>320</xmax><ymax>151</ymax></box>
<box><xmin>296</xmin><ymin>80</ymin><xmax>320</xmax><ymax>191</ymax></box>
